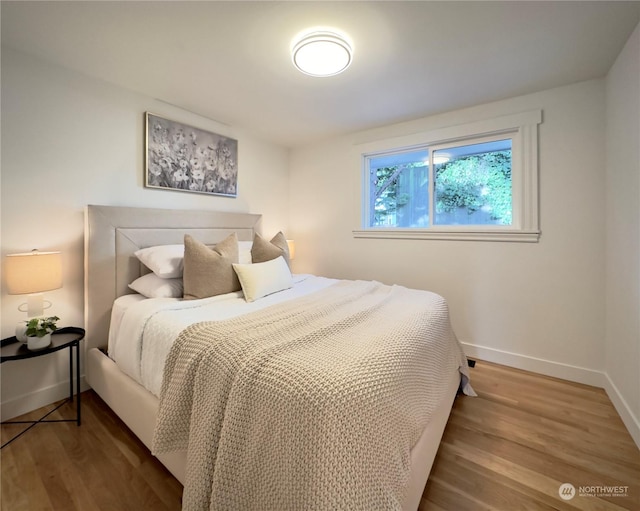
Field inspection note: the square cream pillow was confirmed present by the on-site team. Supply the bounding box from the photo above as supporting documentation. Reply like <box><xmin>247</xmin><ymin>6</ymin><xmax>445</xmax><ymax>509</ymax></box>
<box><xmin>233</xmin><ymin>256</ymin><xmax>293</xmax><ymax>302</ymax></box>
<box><xmin>183</xmin><ymin>233</ymin><xmax>240</xmax><ymax>300</ymax></box>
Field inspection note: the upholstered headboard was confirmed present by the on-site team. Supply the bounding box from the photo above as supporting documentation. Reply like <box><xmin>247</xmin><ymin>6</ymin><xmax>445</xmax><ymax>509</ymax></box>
<box><xmin>84</xmin><ymin>205</ymin><xmax>261</xmax><ymax>351</ymax></box>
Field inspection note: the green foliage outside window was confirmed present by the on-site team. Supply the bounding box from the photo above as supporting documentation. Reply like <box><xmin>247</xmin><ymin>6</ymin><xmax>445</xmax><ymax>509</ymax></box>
<box><xmin>435</xmin><ymin>151</ymin><xmax>512</xmax><ymax>225</ymax></box>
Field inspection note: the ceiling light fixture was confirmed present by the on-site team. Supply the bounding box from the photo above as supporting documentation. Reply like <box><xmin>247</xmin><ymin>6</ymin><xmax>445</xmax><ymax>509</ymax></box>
<box><xmin>291</xmin><ymin>29</ymin><xmax>353</xmax><ymax>77</ymax></box>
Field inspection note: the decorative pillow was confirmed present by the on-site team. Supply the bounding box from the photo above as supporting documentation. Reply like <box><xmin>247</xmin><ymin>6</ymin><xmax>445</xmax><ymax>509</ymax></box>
<box><xmin>128</xmin><ymin>273</ymin><xmax>183</xmax><ymax>298</ymax></box>
<box><xmin>238</xmin><ymin>241</ymin><xmax>253</xmax><ymax>264</ymax></box>
<box><xmin>251</xmin><ymin>232</ymin><xmax>290</xmax><ymax>267</ymax></box>
<box><xmin>233</xmin><ymin>256</ymin><xmax>293</xmax><ymax>302</ymax></box>
<box><xmin>134</xmin><ymin>244</ymin><xmax>184</xmax><ymax>278</ymax></box>
<box><xmin>183</xmin><ymin>233</ymin><xmax>240</xmax><ymax>300</ymax></box>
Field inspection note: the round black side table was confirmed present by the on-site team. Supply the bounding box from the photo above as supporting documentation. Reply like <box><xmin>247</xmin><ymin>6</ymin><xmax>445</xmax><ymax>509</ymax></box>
<box><xmin>1</xmin><ymin>326</ymin><xmax>85</xmax><ymax>448</ymax></box>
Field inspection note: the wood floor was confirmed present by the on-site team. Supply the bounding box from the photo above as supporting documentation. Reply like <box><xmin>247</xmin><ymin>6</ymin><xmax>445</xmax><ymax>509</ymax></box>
<box><xmin>1</xmin><ymin>360</ymin><xmax>638</xmax><ymax>510</ymax></box>
<box><xmin>421</xmin><ymin>362</ymin><xmax>639</xmax><ymax>511</ymax></box>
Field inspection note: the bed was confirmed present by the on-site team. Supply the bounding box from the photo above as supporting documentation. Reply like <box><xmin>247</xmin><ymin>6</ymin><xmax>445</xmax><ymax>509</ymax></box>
<box><xmin>84</xmin><ymin>204</ymin><xmax>473</xmax><ymax>511</ymax></box>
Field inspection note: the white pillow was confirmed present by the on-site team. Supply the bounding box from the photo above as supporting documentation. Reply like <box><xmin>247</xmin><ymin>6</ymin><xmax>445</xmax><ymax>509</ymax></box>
<box><xmin>128</xmin><ymin>273</ymin><xmax>183</xmax><ymax>298</ymax></box>
<box><xmin>233</xmin><ymin>256</ymin><xmax>292</xmax><ymax>302</ymax></box>
<box><xmin>134</xmin><ymin>244</ymin><xmax>184</xmax><ymax>278</ymax></box>
<box><xmin>238</xmin><ymin>241</ymin><xmax>253</xmax><ymax>264</ymax></box>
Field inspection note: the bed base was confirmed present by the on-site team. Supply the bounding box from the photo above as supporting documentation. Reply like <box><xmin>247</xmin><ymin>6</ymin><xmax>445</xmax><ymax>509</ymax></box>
<box><xmin>86</xmin><ymin>348</ymin><xmax>187</xmax><ymax>479</ymax></box>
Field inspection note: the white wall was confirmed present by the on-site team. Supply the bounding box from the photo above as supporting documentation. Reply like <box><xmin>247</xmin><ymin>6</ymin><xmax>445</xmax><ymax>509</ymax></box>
<box><xmin>0</xmin><ymin>48</ymin><xmax>290</xmax><ymax>419</ymax></box>
<box><xmin>290</xmin><ymin>79</ymin><xmax>607</xmax><ymax>386</ymax></box>
<box><xmin>605</xmin><ymin>22</ymin><xmax>640</xmax><ymax>447</ymax></box>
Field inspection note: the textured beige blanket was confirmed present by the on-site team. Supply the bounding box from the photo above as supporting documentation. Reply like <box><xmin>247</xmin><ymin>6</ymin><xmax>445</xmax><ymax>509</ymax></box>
<box><xmin>153</xmin><ymin>280</ymin><xmax>471</xmax><ymax>511</ymax></box>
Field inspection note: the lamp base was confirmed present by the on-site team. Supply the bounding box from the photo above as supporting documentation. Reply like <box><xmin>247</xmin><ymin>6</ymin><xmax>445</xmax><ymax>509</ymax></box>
<box><xmin>27</xmin><ymin>293</ymin><xmax>44</xmax><ymax>318</ymax></box>
<box><xmin>17</xmin><ymin>294</ymin><xmax>53</xmax><ymax>318</ymax></box>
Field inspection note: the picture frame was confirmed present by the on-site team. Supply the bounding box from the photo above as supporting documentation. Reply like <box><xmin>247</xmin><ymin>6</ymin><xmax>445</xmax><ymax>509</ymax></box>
<box><xmin>145</xmin><ymin>112</ymin><xmax>238</xmax><ymax>197</ymax></box>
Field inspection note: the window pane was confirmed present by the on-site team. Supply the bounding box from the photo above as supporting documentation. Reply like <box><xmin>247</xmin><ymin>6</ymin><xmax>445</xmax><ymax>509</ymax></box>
<box><xmin>434</xmin><ymin>140</ymin><xmax>512</xmax><ymax>226</ymax></box>
<box><xmin>368</xmin><ymin>149</ymin><xmax>429</xmax><ymax>227</ymax></box>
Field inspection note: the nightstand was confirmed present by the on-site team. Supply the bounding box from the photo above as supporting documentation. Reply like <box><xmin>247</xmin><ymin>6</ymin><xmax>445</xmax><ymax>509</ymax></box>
<box><xmin>1</xmin><ymin>326</ymin><xmax>85</xmax><ymax>448</ymax></box>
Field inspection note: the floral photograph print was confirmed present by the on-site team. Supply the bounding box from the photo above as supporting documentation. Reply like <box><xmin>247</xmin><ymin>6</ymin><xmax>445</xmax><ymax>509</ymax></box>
<box><xmin>145</xmin><ymin>113</ymin><xmax>238</xmax><ymax>197</ymax></box>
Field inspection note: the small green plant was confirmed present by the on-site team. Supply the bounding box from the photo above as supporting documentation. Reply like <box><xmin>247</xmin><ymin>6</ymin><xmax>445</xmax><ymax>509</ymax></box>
<box><xmin>25</xmin><ymin>316</ymin><xmax>59</xmax><ymax>338</ymax></box>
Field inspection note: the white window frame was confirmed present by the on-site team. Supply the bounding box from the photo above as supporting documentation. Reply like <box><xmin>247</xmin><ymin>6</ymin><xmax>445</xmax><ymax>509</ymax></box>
<box><xmin>353</xmin><ymin>110</ymin><xmax>542</xmax><ymax>242</ymax></box>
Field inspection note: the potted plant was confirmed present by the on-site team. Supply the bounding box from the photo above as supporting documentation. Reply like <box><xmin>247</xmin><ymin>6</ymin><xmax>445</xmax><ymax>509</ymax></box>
<box><xmin>24</xmin><ymin>316</ymin><xmax>59</xmax><ymax>350</ymax></box>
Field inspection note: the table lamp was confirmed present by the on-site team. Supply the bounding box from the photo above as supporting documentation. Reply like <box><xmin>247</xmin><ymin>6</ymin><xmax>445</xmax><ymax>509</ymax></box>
<box><xmin>5</xmin><ymin>250</ymin><xmax>62</xmax><ymax>318</ymax></box>
<box><xmin>286</xmin><ymin>240</ymin><xmax>296</xmax><ymax>261</ymax></box>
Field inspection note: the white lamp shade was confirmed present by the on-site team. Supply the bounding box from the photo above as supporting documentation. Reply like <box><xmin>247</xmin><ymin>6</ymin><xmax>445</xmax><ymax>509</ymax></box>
<box><xmin>5</xmin><ymin>251</ymin><xmax>62</xmax><ymax>295</ymax></box>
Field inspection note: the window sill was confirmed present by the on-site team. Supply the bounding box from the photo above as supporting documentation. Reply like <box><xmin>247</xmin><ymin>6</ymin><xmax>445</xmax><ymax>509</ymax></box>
<box><xmin>352</xmin><ymin>229</ymin><xmax>540</xmax><ymax>242</ymax></box>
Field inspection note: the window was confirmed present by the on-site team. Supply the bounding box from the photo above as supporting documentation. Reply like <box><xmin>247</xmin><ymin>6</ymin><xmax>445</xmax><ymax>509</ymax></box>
<box><xmin>355</xmin><ymin>110</ymin><xmax>541</xmax><ymax>242</ymax></box>
<box><xmin>368</xmin><ymin>148</ymin><xmax>429</xmax><ymax>228</ymax></box>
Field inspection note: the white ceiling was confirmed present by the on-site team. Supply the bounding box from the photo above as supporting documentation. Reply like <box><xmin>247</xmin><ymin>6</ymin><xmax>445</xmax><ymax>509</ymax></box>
<box><xmin>2</xmin><ymin>1</ymin><xmax>639</xmax><ymax>148</ymax></box>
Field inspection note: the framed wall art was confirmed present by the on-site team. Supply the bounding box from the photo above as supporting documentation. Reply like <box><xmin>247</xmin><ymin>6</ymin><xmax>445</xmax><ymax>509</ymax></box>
<box><xmin>145</xmin><ymin>112</ymin><xmax>238</xmax><ymax>197</ymax></box>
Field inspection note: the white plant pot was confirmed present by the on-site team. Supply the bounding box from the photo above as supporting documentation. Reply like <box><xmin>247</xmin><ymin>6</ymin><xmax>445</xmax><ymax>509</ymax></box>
<box><xmin>27</xmin><ymin>333</ymin><xmax>51</xmax><ymax>351</ymax></box>
<box><xmin>15</xmin><ymin>323</ymin><xmax>28</xmax><ymax>343</ymax></box>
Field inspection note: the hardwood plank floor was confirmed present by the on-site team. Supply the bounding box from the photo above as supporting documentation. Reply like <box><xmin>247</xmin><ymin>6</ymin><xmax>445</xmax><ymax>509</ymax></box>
<box><xmin>421</xmin><ymin>361</ymin><xmax>640</xmax><ymax>511</ymax></box>
<box><xmin>1</xmin><ymin>360</ymin><xmax>638</xmax><ymax>510</ymax></box>
<box><xmin>1</xmin><ymin>392</ymin><xmax>182</xmax><ymax>511</ymax></box>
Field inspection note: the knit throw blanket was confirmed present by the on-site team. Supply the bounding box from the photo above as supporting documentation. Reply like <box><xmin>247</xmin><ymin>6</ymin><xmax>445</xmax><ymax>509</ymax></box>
<box><xmin>153</xmin><ymin>280</ymin><xmax>472</xmax><ymax>511</ymax></box>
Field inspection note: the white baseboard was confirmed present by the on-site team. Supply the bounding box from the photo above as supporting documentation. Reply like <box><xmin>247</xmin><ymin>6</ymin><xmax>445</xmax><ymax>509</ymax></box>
<box><xmin>602</xmin><ymin>374</ymin><xmax>640</xmax><ymax>449</ymax></box>
<box><xmin>462</xmin><ymin>341</ymin><xmax>607</xmax><ymax>387</ymax></box>
<box><xmin>462</xmin><ymin>341</ymin><xmax>640</xmax><ymax>449</ymax></box>
<box><xmin>1</xmin><ymin>377</ymin><xmax>89</xmax><ymax>422</ymax></box>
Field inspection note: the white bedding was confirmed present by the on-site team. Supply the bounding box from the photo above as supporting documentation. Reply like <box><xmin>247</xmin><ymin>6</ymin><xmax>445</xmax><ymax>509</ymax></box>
<box><xmin>109</xmin><ymin>274</ymin><xmax>335</xmax><ymax>396</ymax></box>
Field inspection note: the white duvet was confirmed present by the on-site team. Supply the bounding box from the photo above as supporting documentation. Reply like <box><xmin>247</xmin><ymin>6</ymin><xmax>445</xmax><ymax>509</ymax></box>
<box><xmin>109</xmin><ymin>274</ymin><xmax>335</xmax><ymax>397</ymax></box>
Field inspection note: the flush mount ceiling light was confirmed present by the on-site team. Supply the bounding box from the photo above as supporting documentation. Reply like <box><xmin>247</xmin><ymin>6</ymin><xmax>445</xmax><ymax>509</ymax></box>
<box><xmin>291</xmin><ymin>29</ymin><xmax>353</xmax><ymax>77</ymax></box>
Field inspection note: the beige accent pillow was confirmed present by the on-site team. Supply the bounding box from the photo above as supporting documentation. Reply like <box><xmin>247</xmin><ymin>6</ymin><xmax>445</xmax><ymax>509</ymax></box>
<box><xmin>251</xmin><ymin>232</ymin><xmax>291</xmax><ymax>268</ymax></box>
<box><xmin>183</xmin><ymin>233</ymin><xmax>240</xmax><ymax>300</ymax></box>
